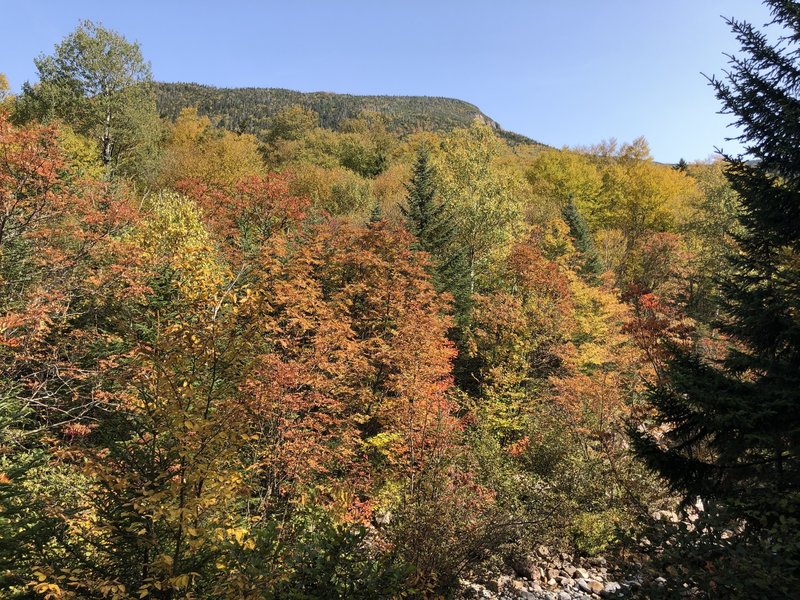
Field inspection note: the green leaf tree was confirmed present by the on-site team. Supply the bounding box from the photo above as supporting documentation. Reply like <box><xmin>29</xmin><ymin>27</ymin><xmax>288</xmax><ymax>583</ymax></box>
<box><xmin>17</xmin><ymin>20</ymin><xmax>160</xmax><ymax>178</ymax></box>
<box><xmin>436</xmin><ymin>121</ymin><xmax>523</xmax><ymax>294</ymax></box>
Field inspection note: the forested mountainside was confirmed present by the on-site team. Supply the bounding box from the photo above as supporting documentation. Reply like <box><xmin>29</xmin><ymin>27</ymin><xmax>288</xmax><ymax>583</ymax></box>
<box><xmin>154</xmin><ymin>82</ymin><xmax>542</xmax><ymax>145</ymax></box>
<box><xmin>2</xmin><ymin>3</ymin><xmax>800</xmax><ymax>599</ymax></box>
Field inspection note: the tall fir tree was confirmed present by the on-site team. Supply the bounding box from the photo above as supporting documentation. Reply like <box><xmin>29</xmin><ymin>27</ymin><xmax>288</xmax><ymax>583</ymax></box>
<box><xmin>402</xmin><ymin>145</ymin><xmax>469</xmax><ymax>314</ymax></box>
<box><xmin>632</xmin><ymin>2</ymin><xmax>800</xmax><ymax>596</ymax></box>
<box><xmin>562</xmin><ymin>197</ymin><xmax>603</xmax><ymax>283</ymax></box>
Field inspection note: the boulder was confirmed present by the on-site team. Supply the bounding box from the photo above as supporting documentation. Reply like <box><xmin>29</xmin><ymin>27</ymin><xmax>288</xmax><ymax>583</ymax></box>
<box><xmin>587</xmin><ymin>579</ymin><xmax>605</xmax><ymax>594</ymax></box>
<box><xmin>601</xmin><ymin>582</ymin><xmax>622</xmax><ymax>596</ymax></box>
<box><xmin>573</xmin><ymin>568</ymin><xmax>590</xmax><ymax>580</ymax></box>
<box><xmin>511</xmin><ymin>555</ymin><xmax>541</xmax><ymax>581</ymax></box>
<box><xmin>486</xmin><ymin>575</ymin><xmax>511</xmax><ymax>593</ymax></box>
<box><xmin>577</xmin><ymin>578</ymin><xmax>604</xmax><ymax>594</ymax></box>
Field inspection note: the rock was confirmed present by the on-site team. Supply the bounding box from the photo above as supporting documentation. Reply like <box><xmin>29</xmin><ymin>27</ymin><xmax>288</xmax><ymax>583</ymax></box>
<box><xmin>655</xmin><ymin>577</ymin><xmax>667</xmax><ymax>585</ymax></box>
<box><xmin>547</xmin><ymin>578</ymin><xmax>557</xmax><ymax>587</ymax></box>
<box><xmin>564</xmin><ymin>566</ymin><xmax>577</xmax><ymax>578</ymax></box>
<box><xmin>537</xmin><ymin>545</ymin><xmax>551</xmax><ymax>558</ymax></box>
<box><xmin>555</xmin><ymin>576</ymin><xmax>574</xmax><ymax>587</ymax></box>
<box><xmin>601</xmin><ymin>582</ymin><xmax>622</xmax><ymax>596</ymax></box>
<box><xmin>587</xmin><ymin>580</ymin><xmax>604</xmax><ymax>594</ymax></box>
<box><xmin>511</xmin><ymin>580</ymin><xmax>525</xmax><ymax>591</ymax></box>
<box><xmin>576</xmin><ymin>578</ymin><xmax>604</xmax><ymax>594</ymax></box>
<box><xmin>462</xmin><ymin>583</ymin><xmax>488</xmax><ymax>598</ymax></box>
<box><xmin>511</xmin><ymin>555</ymin><xmax>542</xmax><ymax>581</ymax></box>
<box><xmin>652</xmin><ymin>509</ymin><xmax>680</xmax><ymax>523</ymax></box>
<box><xmin>374</xmin><ymin>509</ymin><xmax>392</xmax><ymax>525</ymax></box>
<box><xmin>547</xmin><ymin>568</ymin><xmax>561</xmax><ymax>580</ymax></box>
<box><xmin>588</xmin><ymin>557</ymin><xmax>607</xmax><ymax>567</ymax></box>
<box><xmin>573</xmin><ymin>568</ymin><xmax>589</xmax><ymax>580</ymax></box>
<box><xmin>487</xmin><ymin>575</ymin><xmax>511</xmax><ymax>593</ymax></box>
<box><xmin>558</xmin><ymin>593</ymin><xmax>572</xmax><ymax>600</ymax></box>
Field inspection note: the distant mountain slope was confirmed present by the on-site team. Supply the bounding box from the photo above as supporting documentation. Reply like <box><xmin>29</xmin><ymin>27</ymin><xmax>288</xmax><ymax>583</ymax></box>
<box><xmin>154</xmin><ymin>82</ymin><xmax>542</xmax><ymax>146</ymax></box>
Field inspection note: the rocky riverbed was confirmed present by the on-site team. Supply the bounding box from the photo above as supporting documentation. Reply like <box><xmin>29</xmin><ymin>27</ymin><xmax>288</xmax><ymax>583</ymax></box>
<box><xmin>457</xmin><ymin>546</ymin><xmax>649</xmax><ymax>600</ymax></box>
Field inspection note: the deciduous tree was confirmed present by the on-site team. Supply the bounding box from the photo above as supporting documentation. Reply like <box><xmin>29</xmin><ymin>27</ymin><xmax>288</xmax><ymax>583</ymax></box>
<box><xmin>18</xmin><ymin>20</ymin><xmax>161</xmax><ymax>178</ymax></box>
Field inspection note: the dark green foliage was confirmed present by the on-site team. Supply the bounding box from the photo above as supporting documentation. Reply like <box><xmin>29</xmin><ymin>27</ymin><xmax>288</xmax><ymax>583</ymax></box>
<box><xmin>632</xmin><ymin>1</ymin><xmax>800</xmax><ymax>595</ymax></box>
<box><xmin>368</xmin><ymin>201</ymin><xmax>383</xmax><ymax>224</ymax></box>
<box><xmin>0</xmin><ymin>395</ymin><xmax>62</xmax><ymax>599</ymax></box>
<box><xmin>154</xmin><ymin>82</ymin><xmax>544</xmax><ymax>145</ymax></box>
<box><xmin>402</xmin><ymin>146</ymin><xmax>470</xmax><ymax>314</ymax></box>
<box><xmin>562</xmin><ymin>198</ymin><xmax>603</xmax><ymax>283</ymax></box>
<box><xmin>271</xmin><ymin>510</ymin><xmax>411</xmax><ymax>600</ymax></box>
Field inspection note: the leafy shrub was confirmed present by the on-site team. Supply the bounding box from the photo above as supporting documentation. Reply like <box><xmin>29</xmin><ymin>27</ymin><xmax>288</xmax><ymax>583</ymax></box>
<box><xmin>570</xmin><ymin>510</ymin><xmax>621</xmax><ymax>556</ymax></box>
<box><xmin>273</xmin><ymin>509</ymin><xmax>411</xmax><ymax>600</ymax></box>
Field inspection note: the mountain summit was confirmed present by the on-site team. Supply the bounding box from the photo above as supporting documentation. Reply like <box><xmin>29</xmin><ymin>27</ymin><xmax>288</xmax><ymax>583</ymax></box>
<box><xmin>154</xmin><ymin>82</ymin><xmax>540</xmax><ymax>145</ymax></box>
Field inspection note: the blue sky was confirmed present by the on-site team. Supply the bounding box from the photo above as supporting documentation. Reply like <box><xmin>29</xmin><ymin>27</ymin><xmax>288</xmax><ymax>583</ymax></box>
<box><xmin>1</xmin><ymin>1</ymin><xmax>773</xmax><ymax>162</ymax></box>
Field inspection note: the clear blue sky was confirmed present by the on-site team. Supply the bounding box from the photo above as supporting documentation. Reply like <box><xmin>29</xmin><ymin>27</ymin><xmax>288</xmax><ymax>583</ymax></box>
<box><xmin>1</xmin><ymin>1</ymin><xmax>774</xmax><ymax>163</ymax></box>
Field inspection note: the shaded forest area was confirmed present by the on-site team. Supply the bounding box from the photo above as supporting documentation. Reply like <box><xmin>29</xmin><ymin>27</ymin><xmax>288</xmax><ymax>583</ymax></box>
<box><xmin>1</xmin><ymin>2</ymin><xmax>799</xmax><ymax>598</ymax></box>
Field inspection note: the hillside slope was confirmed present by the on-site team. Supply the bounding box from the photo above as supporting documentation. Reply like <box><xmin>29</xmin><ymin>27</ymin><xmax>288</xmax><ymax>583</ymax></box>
<box><xmin>155</xmin><ymin>82</ymin><xmax>542</xmax><ymax>146</ymax></box>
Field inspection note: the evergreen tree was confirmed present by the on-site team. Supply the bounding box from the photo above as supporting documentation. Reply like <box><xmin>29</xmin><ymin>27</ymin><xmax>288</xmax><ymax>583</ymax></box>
<box><xmin>562</xmin><ymin>197</ymin><xmax>603</xmax><ymax>283</ymax></box>
<box><xmin>369</xmin><ymin>201</ymin><xmax>383</xmax><ymax>223</ymax></box>
<box><xmin>0</xmin><ymin>395</ymin><xmax>62</xmax><ymax>598</ymax></box>
<box><xmin>632</xmin><ymin>2</ymin><xmax>800</xmax><ymax>596</ymax></box>
<box><xmin>402</xmin><ymin>146</ymin><xmax>469</xmax><ymax>312</ymax></box>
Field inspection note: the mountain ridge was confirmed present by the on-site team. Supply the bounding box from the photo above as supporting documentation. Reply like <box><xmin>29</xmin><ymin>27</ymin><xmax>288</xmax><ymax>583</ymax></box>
<box><xmin>154</xmin><ymin>81</ymin><xmax>542</xmax><ymax>146</ymax></box>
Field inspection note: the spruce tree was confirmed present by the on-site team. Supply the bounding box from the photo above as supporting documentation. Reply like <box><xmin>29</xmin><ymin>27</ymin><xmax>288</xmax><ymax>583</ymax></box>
<box><xmin>0</xmin><ymin>395</ymin><xmax>62</xmax><ymax>598</ymax></box>
<box><xmin>632</xmin><ymin>2</ymin><xmax>800</xmax><ymax>596</ymax></box>
<box><xmin>562</xmin><ymin>198</ymin><xmax>603</xmax><ymax>283</ymax></box>
<box><xmin>402</xmin><ymin>146</ymin><xmax>469</xmax><ymax>313</ymax></box>
<box><xmin>369</xmin><ymin>200</ymin><xmax>383</xmax><ymax>223</ymax></box>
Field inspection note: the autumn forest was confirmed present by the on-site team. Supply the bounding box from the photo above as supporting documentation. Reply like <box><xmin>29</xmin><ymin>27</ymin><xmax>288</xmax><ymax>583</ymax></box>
<box><xmin>1</xmin><ymin>2</ymin><xmax>799</xmax><ymax>599</ymax></box>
